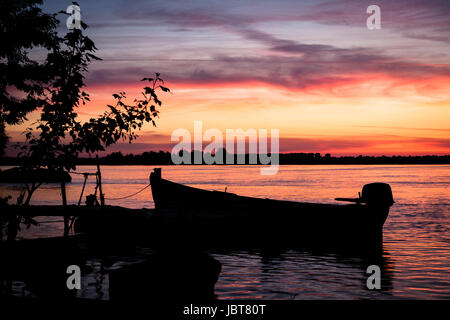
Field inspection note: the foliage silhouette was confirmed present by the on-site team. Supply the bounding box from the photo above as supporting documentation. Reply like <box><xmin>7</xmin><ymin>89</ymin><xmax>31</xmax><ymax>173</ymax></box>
<box><xmin>0</xmin><ymin>1</ymin><xmax>170</xmax><ymax>239</ymax></box>
<box><xmin>0</xmin><ymin>0</ymin><xmax>60</xmax><ymax>126</ymax></box>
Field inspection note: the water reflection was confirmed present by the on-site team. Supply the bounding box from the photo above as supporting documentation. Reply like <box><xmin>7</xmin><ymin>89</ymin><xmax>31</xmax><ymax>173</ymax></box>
<box><xmin>212</xmin><ymin>245</ymin><xmax>395</xmax><ymax>300</ymax></box>
<box><xmin>108</xmin><ymin>249</ymin><xmax>221</xmax><ymax>301</ymax></box>
<box><xmin>0</xmin><ymin>239</ymin><xmax>222</xmax><ymax>301</ymax></box>
<box><xmin>1</xmin><ymin>235</ymin><xmax>398</xmax><ymax>301</ymax></box>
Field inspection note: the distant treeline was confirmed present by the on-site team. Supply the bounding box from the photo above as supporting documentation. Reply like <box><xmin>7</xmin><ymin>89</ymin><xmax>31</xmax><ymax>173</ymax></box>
<box><xmin>1</xmin><ymin>151</ymin><xmax>450</xmax><ymax>166</ymax></box>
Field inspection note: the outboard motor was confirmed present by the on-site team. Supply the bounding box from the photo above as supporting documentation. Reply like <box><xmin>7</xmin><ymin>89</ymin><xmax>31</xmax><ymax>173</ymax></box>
<box><xmin>335</xmin><ymin>183</ymin><xmax>394</xmax><ymax>244</ymax></box>
<box><xmin>336</xmin><ymin>182</ymin><xmax>394</xmax><ymax>207</ymax></box>
<box><xmin>359</xmin><ymin>183</ymin><xmax>394</xmax><ymax>207</ymax></box>
<box><xmin>336</xmin><ymin>182</ymin><xmax>394</xmax><ymax>231</ymax></box>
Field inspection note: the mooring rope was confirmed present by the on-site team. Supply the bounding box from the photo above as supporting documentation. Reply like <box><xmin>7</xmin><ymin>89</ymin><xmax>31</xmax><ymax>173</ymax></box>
<box><xmin>69</xmin><ymin>171</ymin><xmax>97</xmax><ymax>176</ymax></box>
<box><xmin>104</xmin><ymin>183</ymin><xmax>151</xmax><ymax>200</ymax></box>
<box><xmin>69</xmin><ymin>170</ymin><xmax>151</xmax><ymax>201</ymax></box>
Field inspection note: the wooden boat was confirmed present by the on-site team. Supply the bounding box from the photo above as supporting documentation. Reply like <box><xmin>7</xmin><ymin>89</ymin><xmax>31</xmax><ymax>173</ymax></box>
<box><xmin>149</xmin><ymin>168</ymin><xmax>394</xmax><ymax>247</ymax></box>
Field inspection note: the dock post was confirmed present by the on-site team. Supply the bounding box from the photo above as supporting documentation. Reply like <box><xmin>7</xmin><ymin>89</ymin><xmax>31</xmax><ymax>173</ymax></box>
<box><xmin>60</xmin><ymin>168</ymin><xmax>69</xmax><ymax>236</ymax></box>
<box><xmin>96</xmin><ymin>155</ymin><xmax>105</xmax><ymax>207</ymax></box>
<box><xmin>150</xmin><ymin>168</ymin><xmax>162</xmax><ymax>213</ymax></box>
<box><xmin>78</xmin><ymin>173</ymin><xmax>88</xmax><ymax>206</ymax></box>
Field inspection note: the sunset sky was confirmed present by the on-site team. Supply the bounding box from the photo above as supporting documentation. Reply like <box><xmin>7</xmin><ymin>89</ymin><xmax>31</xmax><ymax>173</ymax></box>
<box><xmin>7</xmin><ymin>0</ymin><xmax>450</xmax><ymax>156</ymax></box>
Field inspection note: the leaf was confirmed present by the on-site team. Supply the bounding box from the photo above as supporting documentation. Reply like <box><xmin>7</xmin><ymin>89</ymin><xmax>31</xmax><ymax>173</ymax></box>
<box><xmin>107</xmin><ymin>105</ymin><xmax>118</xmax><ymax>113</ymax></box>
<box><xmin>159</xmin><ymin>86</ymin><xmax>170</xmax><ymax>93</ymax></box>
<box><xmin>86</xmin><ymin>53</ymin><xmax>101</xmax><ymax>61</ymax></box>
<box><xmin>144</xmin><ymin>87</ymin><xmax>154</xmax><ymax>94</ymax></box>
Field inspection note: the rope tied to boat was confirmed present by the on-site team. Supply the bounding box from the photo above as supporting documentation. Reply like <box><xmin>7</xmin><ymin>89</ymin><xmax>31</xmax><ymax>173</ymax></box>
<box><xmin>69</xmin><ymin>171</ymin><xmax>98</xmax><ymax>176</ymax></box>
<box><xmin>69</xmin><ymin>170</ymin><xmax>151</xmax><ymax>201</ymax></box>
<box><xmin>104</xmin><ymin>183</ymin><xmax>151</xmax><ymax>200</ymax></box>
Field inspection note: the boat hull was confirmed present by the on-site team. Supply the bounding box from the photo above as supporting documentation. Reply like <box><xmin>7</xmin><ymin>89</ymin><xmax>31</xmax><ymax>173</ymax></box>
<box><xmin>149</xmin><ymin>170</ymin><xmax>391</xmax><ymax>248</ymax></box>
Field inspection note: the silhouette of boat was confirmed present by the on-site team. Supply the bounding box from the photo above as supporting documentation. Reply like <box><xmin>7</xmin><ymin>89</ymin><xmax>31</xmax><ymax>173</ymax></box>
<box><xmin>0</xmin><ymin>235</ymin><xmax>221</xmax><ymax>301</ymax></box>
<box><xmin>149</xmin><ymin>168</ymin><xmax>394</xmax><ymax>247</ymax></box>
<box><xmin>108</xmin><ymin>250</ymin><xmax>221</xmax><ymax>301</ymax></box>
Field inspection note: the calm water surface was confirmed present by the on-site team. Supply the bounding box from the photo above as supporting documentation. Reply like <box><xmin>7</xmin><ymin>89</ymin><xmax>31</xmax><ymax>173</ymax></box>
<box><xmin>1</xmin><ymin>165</ymin><xmax>449</xmax><ymax>299</ymax></box>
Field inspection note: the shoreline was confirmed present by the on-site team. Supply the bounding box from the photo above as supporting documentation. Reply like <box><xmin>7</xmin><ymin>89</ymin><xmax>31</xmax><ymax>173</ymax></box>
<box><xmin>2</xmin><ymin>160</ymin><xmax>450</xmax><ymax>166</ymax></box>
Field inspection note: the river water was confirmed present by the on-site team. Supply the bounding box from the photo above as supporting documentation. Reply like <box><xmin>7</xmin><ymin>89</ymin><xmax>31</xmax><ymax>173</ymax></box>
<box><xmin>1</xmin><ymin>165</ymin><xmax>449</xmax><ymax>299</ymax></box>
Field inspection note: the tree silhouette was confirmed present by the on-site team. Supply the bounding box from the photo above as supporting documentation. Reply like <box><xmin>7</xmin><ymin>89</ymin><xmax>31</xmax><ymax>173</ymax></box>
<box><xmin>0</xmin><ymin>1</ymin><xmax>170</xmax><ymax>239</ymax></box>
<box><xmin>0</xmin><ymin>0</ymin><xmax>61</xmax><ymax>152</ymax></box>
